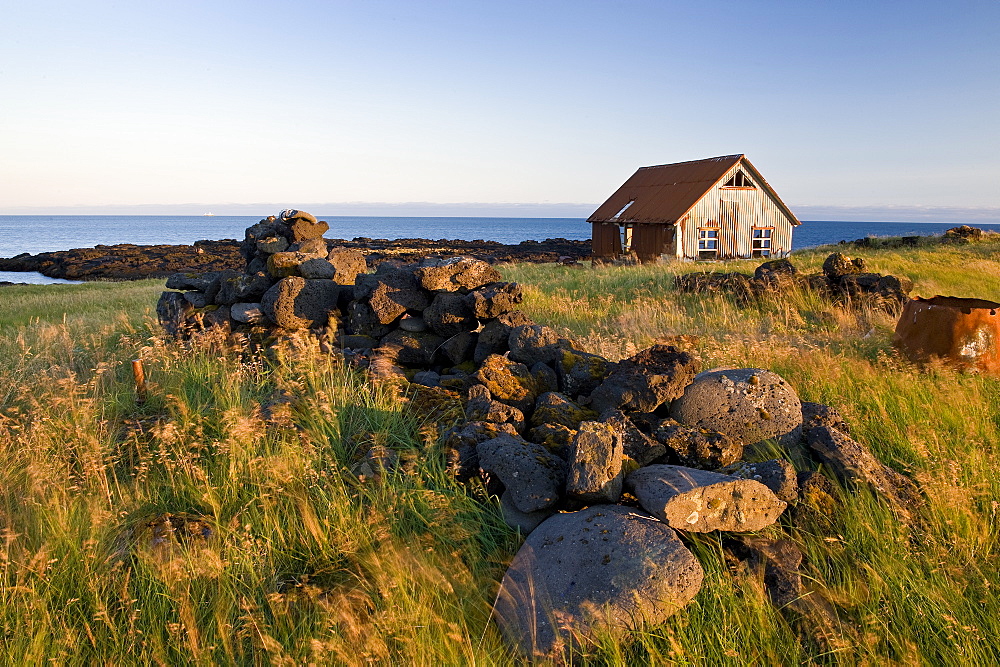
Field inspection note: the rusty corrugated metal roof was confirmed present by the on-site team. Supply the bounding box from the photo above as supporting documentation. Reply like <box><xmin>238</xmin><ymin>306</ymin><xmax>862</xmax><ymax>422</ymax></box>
<box><xmin>587</xmin><ymin>154</ymin><xmax>801</xmax><ymax>226</ymax></box>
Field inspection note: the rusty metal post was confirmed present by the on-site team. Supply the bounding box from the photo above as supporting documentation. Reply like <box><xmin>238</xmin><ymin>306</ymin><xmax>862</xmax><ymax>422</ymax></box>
<box><xmin>131</xmin><ymin>359</ymin><xmax>147</xmax><ymax>404</ymax></box>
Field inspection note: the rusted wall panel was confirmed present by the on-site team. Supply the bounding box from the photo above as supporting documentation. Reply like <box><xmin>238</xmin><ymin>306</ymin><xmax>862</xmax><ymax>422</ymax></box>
<box><xmin>591</xmin><ymin>222</ymin><xmax>622</xmax><ymax>258</ymax></box>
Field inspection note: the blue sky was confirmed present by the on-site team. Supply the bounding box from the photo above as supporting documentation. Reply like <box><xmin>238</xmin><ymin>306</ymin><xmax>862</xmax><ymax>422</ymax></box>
<box><xmin>1</xmin><ymin>0</ymin><xmax>998</xmax><ymax>219</ymax></box>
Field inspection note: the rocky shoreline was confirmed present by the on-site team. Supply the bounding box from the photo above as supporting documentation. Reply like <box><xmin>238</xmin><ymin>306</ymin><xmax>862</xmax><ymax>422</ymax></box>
<box><xmin>0</xmin><ymin>236</ymin><xmax>591</xmax><ymax>281</ymax></box>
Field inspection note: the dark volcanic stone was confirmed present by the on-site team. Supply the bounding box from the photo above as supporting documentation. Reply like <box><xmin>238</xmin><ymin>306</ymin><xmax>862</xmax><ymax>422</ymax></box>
<box><xmin>477</xmin><ymin>434</ymin><xmax>566</xmax><ymax>513</ymax></box>
<box><xmin>423</xmin><ymin>292</ymin><xmax>477</xmax><ymax>336</ymax></box>
<box><xmin>467</xmin><ymin>281</ymin><xmax>523</xmax><ymax>319</ymax></box>
<box><xmin>261</xmin><ymin>277</ymin><xmax>341</xmax><ymax>329</ymax></box>
<box><xmin>494</xmin><ymin>505</ymin><xmax>703</xmax><ymax>661</ymax></box>
<box><xmin>590</xmin><ymin>345</ymin><xmax>699</xmax><ymax>414</ymax></box>
<box><xmin>653</xmin><ymin>418</ymin><xmax>743</xmax><ymax>469</ymax></box>
<box><xmin>415</xmin><ymin>257</ymin><xmax>502</xmax><ymax>292</ymax></box>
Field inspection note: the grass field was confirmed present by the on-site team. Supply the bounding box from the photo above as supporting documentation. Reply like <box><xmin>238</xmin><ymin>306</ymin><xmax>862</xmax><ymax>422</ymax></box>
<box><xmin>1</xmin><ymin>239</ymin><xmax>999</xmax><ymax>664</ymax></box>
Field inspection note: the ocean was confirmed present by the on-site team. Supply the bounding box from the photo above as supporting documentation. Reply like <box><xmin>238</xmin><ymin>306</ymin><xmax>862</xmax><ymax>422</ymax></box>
<box><xmin>1</xmin><ymin>215</ymin><xmax>998</xmax><ymax>284</ymax></box>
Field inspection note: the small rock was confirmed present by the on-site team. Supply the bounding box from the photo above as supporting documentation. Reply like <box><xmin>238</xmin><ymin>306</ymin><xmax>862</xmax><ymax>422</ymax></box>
<box><xmin>601</xmin><ymin>410</ymin><xmax>666</xmax><ymax>467</ymax></box>
<box><xmin>398</xmin><ymin>315</ymin><xmax>427</xmax><ymax>332</ymax></box>
<box><xmin>801</xmin><ymin>401</ymin><xmax>851</xmax><ymax>434</ymax></box>
<box><xmin>467</xmin><ymin>281</ymin><xmax>523</xmax><ymax>318</ymax></box>
<box><xmin>231</xmin><ymin>302</ymin><xmax>266</xmax><ymax>324</ymax></box>
<box><xmin>725</xmin><ymin>459</ymin><xmax>799</xmax><ymax>503</ymax></box>
<box><xmin>477</xmin><ymin>434</ymin><xmax>567</xmax><ymax>513</ymax></box>
<box><xmin>500</xmin><ymin>490</ymin><xmax>555</xmax><ymax>534</ymax></box>
<box><xmin>298</xmin><ymin>257</ymin><xmax>336</xmax><ymax>279</ymax></box>
<box><xmin>442</xmin><ymin>420</ymin><xmax>520</xmax><ymax>482</ymax></box>
<box><xmin>566</xmin><ymin>421</ymin><xmax>624</xmax><ymax>503</ymax></box>
<box><xmin>473</xmin><ymin>310</ymin><xmax>534</xmax><ymax>362</ymax></box>
<box><xmin>654</xmin><ymin>418</ymin><xmax>743</xmax><ymax>469</ymax></box>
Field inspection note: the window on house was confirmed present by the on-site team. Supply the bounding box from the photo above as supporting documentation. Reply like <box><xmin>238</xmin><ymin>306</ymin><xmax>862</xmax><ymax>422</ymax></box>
<box><xmin>751</xmin><ymin>228</ymin><xmax>773</xmax><ymax>258</ymax></box>
<box><xmin>698</xmin><ymin>228</ymin><xmax>719</xmax><ymax>259</ymax></box>
<box><xmin>722</xmin><ymin>171</ymin><xmax>755</xmax><ymax>188</ymax></box>
<box><xmin>612</xmin><ymin>200</ymin><xmax>635</xmax><ymax>220</ymax></box>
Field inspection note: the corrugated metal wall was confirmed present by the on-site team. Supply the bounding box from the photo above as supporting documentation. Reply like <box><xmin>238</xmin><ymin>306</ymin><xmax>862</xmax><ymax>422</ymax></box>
<box><xmin>679</xmin><ymin>163</ymin><xmax>795</xmax><ymax>260</ymax></box>
<box><xmin>592</xmin><ymin>222</ymin><xmax>622</xmax><ymax>257</ymax></box>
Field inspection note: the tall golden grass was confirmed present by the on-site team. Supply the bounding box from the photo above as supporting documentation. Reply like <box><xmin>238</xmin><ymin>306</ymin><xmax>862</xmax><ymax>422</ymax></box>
<box><xmin>0</xmin><ymin>238</ymin><xmax>998</xmax><ymax>664</ymax></box>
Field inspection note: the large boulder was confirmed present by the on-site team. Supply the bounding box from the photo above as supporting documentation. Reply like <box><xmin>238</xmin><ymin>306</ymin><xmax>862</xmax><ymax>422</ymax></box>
<box><xmin>566</xmin><ymin>421</ymin><xmax>624</xmax><ymax>504</ymax></box>
<box><xmin>669</xmin><ymin>368</ymin><xmax>802</xmax><ymax>454</ymax></box>
<box><xmin>355</xmin><ymin>267</ymin><xmax>431</xmax><ymax>320</ymax></box>
<box><xmin>590</xmin><ymin>345</ymin><xmax>699</xmax><ymax>414</ymax></box>
<box><xmin>494</xmin><ymin>505</ymin><xmax>703</xmax><ymax>660</ymax></box>
<box><xmin>414</xmin><ymin>257</ymin><xmax>501</xmax><ymax>292</ymax></box>
<box><xmin>477</xmin><ymin>434</ymin><xmax>566</xmax><ymax>513</ymax></box>
<box><xmin>626</xmin><ymin>464</ymin><xmax>787</xmax><ymax>532</ymax></box>
<box><xmin>260</xmin><ymin>277</ymin><xmax>341</xmax><ymax>329</ymax></box>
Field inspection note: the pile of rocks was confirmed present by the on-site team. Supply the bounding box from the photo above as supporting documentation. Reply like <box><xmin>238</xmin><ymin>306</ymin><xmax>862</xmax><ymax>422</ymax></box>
<box><xmin>157</xmin><ymin>213</ymin><xmax>922</xmax><ymax>661</ymax></box>
<box><xmin>675</xmin><ymin>253</ymin><xmax>913</xmax><ymax>310</ymax></box>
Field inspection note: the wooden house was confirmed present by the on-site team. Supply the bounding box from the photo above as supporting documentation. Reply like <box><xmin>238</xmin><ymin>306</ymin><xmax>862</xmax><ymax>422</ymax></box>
<box><xmin>588</xmin><ymin>155</ymin><xmax>801</xmax><ymax>262</ymax></box>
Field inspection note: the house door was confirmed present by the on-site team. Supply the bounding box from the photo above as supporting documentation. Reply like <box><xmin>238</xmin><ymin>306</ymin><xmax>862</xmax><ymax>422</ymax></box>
<box><xmin>719</xmin><ymin>201</ymin><xmax>740</xmax><ymax>259</ymax></box>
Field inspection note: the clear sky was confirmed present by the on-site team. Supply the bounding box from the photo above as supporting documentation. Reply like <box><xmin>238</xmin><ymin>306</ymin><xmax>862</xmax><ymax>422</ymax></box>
<box><xmin>1</xmin><ymin>0</ymin><xmax>998</xmax><ymax>219</ymax></box>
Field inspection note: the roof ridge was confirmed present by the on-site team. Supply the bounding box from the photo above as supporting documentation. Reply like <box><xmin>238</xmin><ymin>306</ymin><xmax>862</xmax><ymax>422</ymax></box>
<box><xmin>638</xmin><ymin>154</ymin><xmax>743</xmax><ymax>171</ymax></box>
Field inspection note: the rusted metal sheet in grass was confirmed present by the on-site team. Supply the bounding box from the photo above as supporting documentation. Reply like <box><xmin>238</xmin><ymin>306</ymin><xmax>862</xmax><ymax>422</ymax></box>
<box><xmin>893</xmin><ymin>296</ymin><xmax>1000</xmax><ymax>375</ymax></box>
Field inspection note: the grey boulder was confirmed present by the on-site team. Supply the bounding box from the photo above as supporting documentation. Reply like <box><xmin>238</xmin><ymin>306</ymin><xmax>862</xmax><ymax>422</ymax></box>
<box><xmin>477</xmin><ymin>434</ymin><xmax>566</xmax><ymax>513</ymax></box>
<box><xmin>494</xmin><ymin>505</ymin><xmax>703</xmax><ymax>660</ymax></box>
<box><xmin>669</xmin><ymin>368</ymin><xmax>803</xmax><ymax>454</ymax></box>
<box><xmin>261</xmin><ymin>277</ymin><xmax>341</xmax><ymax>329</ymax></box>
<box><xmin>626</xmin><ymin>464</ymin><xmax>787</xmax><ymax>532</ymax></box>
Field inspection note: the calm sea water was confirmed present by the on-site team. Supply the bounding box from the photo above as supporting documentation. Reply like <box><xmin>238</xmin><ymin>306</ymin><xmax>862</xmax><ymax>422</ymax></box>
<box><xmin>1</xmin><ymin>215</ymin><xmax>998</xmax><ymax>284</ymax></box>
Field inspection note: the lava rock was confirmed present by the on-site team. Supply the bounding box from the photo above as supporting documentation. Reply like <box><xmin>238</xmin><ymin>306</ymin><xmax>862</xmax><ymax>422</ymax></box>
<box><xmin>473</xmin><ymin>310</ymin><xmax>534</xmax><ymax>362</ymax></box>
<box><xmin>298</xmin><ymin>257</ymin><xmax>336</xmax><ymax>279</ymax></box>
<box><xmin>415</xmin><ymin>257</ymin><xmax>502</xmax><ymax>292</ymax></box>
<box><xmin>423</xmin><ymin>292</ymin><xmax>477</xmax><ymax>336</ymax></box>
<box><xmin>377</xmin><ymin>329</ymin><xmax>445</xmax><ymax>366</ymax></box>
<box><xmin>725</xmin><ymin>459</ymin><xmax>799</xmax><ymax>503</ymax></box>
<box><xmin>231</xmin><ymin>302</ymin><xmax>266</xmax><ymax>324</ymax></box>
<box><xmin>477</xmin><ymin>434</ymin><xmax>567</xmax><ymax>513</ymax></box>
<box><xmin>442</xmin><ymin>421</ymin><xmax>520</xmax><ymax>483</ymax></box>
<box><xmin>529</xmin><ymin>392</ymin><xmax>596</xmax><ymax>430</ymax></box>
<box><xmin>601</xmin><ymin>410</ymin><xmax>666</xmax><ymax>467</ymax></box>
<box><xmin>822</xmin><ymin>253</ymin><xmax>866</xmax><ymax>282</ymax></box>
<box><xmin>654</xmin><ymin>418</ymin><xmax>743</xmax><ymax>469</ymax></box>
<box><xmin>669</xmin><ymin>368</ymin><xmax>803</xmax><ymax>455</ymax></box>
<box><xmin>473</xmin><ymin>354</ymin><xmax>538</xmax><ymax>414</ymax></box>
<box><xmin>261</xmin><ymin>277</ymin><xmax>341</xmax><ymax>329</ymax></box>
<box><xmin>467</xmin><ymin>281</ymin><xmax>523</xmax><ymax>319</ymax></box>
<box><xmin>626</xmin><ymin>464</ymin><xmax>787</xmax><ymax>532</ymax></box>
<box><xmin>500</xmin><ymin>490</ymin><xmax>556</xmax><ymax>534</ymax></box>
<box><xmin>801</xmin><ymin>401</ymin><xmax>851</xmax><ymax>434</ymax></box>
<box><xmin>508</xmin><ymin>324</ymin><xmax>567</xmax><ymax>367</ymax></box>
<box><xmin>566</xmin><ymin>421</ymin><xmax>624</xmax><ymax>504</ymax></box>
<box><xmin>804</xmin><ymin>426</ymin><xmax>922</xmax><ymax>521</ymax></box>
<box><xmin>215</xmin><ymin>271</ymin><xmax>273</xmax><ymax>305</ymax></box>
<box><xmin>557</xmin><ymin>348</ymin><xmax>615</xmax><ymax>398</ymax></box>
<box><xmin>590</xmin><ymin>345</ymin><xmax>700</xmax><ymax>414</ymax></box>
<box><xmin>494</xmin><ymin>505</ymin><xmax>703</xmax><ymax>660</ymax></box>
